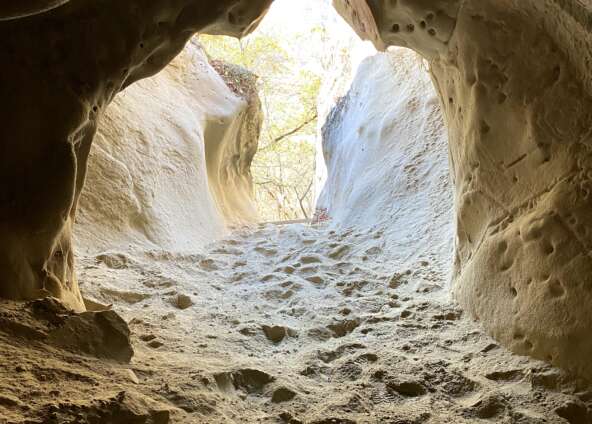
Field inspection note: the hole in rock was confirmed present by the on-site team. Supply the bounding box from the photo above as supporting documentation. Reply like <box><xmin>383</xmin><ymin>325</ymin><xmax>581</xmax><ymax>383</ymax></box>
<box><xmin>1</xmin><ymin>0</ymin><xmax>590</xmax><ymax>422</ymax></box>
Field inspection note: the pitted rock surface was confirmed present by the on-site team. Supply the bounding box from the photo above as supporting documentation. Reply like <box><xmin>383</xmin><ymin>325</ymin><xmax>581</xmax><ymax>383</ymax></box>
<box><xmin>334</xmin><ymin>0</ymin><xmax>592</xmax><ymax>379</ymax></box>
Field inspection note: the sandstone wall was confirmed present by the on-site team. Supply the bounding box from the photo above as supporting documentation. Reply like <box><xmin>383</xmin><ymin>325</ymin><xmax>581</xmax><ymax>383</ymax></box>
<box><xmin>0</xmin><ymin>0</ymin><xmax>70</xmax><ymax>20</ymax></box>
<box><xmin>75</xmin><ymin>41</ymin><xmax>260</xmax><ymax>255</ymax></box>
<box><xmin>0</xmin><ymin>1</ymin><xmax>272</xmax><ymax>311</ymax></box>
<box><xmin>333</xmin><ymin>0</ymin><xmax>592</xmax><ymax>379</ymax></box>
<box><xmin>317</xmin><ymin>48</ymin><xmax>453</xmax><ymax>293</ymax></box>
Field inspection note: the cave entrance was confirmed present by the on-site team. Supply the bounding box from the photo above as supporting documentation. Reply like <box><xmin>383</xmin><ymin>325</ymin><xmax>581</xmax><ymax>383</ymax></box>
<box><xmin>197</xmin><ymin>0</ymin><xmax>454</xmax><ymax>289</ymax></box>
<box><xmin>199</xmin><ymin>0</ymin><xmax>329</xmax><ymax>223</ymax></box>
<box><xmin>2</xmin><ymin>1</ymin><xmax>584</xmax><ymax>422</ymax></box>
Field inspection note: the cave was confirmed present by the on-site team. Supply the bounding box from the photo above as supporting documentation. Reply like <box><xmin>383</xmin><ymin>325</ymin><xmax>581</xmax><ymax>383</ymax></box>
<box><xmin>1</xmin><ymin>0</ymin><xmax>592</xmax><ymax>423</ymax></box>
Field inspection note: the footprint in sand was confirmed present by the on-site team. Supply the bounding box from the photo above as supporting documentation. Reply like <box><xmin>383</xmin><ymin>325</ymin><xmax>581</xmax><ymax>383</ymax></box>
<box><xmin>465</xmin><ymin>393</ymin><xmax>509</xmax><ymax>419</ymax></box>
<box><xmin>261</xmin><ymin>325</ymin><xmax>297</xmax><ymax>344</ymax></box>
<box><xmin>306</xmin><ymin>275</ymin><xmax>324</xmax><ymax>285</ymax></box>
<box><xmin>147</xmin><ymin>340</ymin><xmax>164</xmax><ymax>349</ymax></box>
<box><xmin>327</xmin><ymin>319</ymin><xmax>361</xmax><ymax>338</ymax></box>
<box><xmin>198</xmin><ymin>258</ymin><xmax>219</xmax><ymax>271</ymax></box>
<box><xmin>255</xmin><ymin>246</ymin><xmax>278</xmax><ymax>256</ymax></box>
<box><xmin>298</xmin><ymin>265</ymin><xmax>319</xmax><ymax>275</ymax></box>
<box><xmin>214</xmin><ymin>369</ymin><xmax>275</xmax><ymax>395</ymax></box>
<box><xmin>271</xmin><ymin>387</ymin><xmax>297</xmax><ymax>403</ymax></box>
<box><xmin>99</xmin><ymin>288</ymin><xmax>150</xmax><ymax>304</ymax></box>
<box><xmin>280</xmin><ymin>280</ymin><xmax>302</xmax><ymax>290</ymax></box>
<box><xmin>274</xmin><ymin>265</ymin><xmax>296</xmax><ymax>274</ymax></box>
<box><xmin>386</xmin><ymin>380</ymin><xmax>428</xmax><ymax>397</ymax></box>
<box><xmin>231</xmin><ymin>272</ymin><xmax>252</xmax><ymax>283</ymax></box>
<box><xmin>317</xmin><ymin>343</ymin><xmax>366</xmax><ymax>364</ymax></box>
<box><xmin>300</xmin><ymin>255</ymin><xmax>323</xmax><ymax>264</ymax></box>
<box><xmin>328</xmin><ymin>244</ymin><xmax>351</xmax><ymax>259</ymax></box>
<box><xmin>222</xmin><ymin>239</ymin><xmax>242</xmax><ymax>246</ymax></box>
<box><xmin>365</xmin><ymin>246</ymin><xmax>382</xmax><ymax>256</ymax></box>
<box><xmin>211</xmin><ymin>247</ymin><xmax>242</xmax><ymax>255</ymax></box>
<box><xmin>263</xmin><ymin>288</ymin><xmax>295</xmax><ymax>300</ymax></box>
<box><xmin>95</xmin><ymin>252</ymin><xmax>129</xmax><ymax>269</ymax></box>
<box><xmin>388</xmin><ymin>271</ymin><xmax>410</xmax><ymax>289</ymax></box>
<box><xmin>142</xmin><ymin>278</ymin><xmax>175</xmax><ymax>289</ymax></box>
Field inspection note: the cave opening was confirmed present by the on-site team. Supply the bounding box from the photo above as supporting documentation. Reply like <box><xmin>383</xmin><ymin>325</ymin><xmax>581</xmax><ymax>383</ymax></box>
<box><xmin>199</xmin><ymin>0</ymin><xmax>328</xmax><ymax>224</ymax></box>
<box><xmin>1</xmin><ymin>1</ymin><xmax>592</xmax><ymax>423</ymax></box>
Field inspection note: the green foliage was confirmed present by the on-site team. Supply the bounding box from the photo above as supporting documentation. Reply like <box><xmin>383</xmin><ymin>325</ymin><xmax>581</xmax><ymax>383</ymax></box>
<box><xmin>199</xmin><ymin>29</ymin><xmax>322</xmax><ymax>221</ymax></box>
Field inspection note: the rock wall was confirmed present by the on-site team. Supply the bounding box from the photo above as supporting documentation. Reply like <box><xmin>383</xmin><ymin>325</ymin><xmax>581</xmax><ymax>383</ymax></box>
<box><xmin>0</xmin><ymin>1</ymin><xmax>70</xmax><ymax>20</ymax></box>
<box><xmin>317</xmin><ymin>48</ymin><xmax>453</xmax><ymax>294</ymax></box>
<box><xmin>75</xmin><ymin>41</ymin><xmax>260</xmax><ymax>255</ymax></box>
<box><xmin>0</xmin><ymin>0</ymin><xmax>272</xmax><ymax>311</ymax></box>
<box><xmin>334</xmin><ymin>0</ymin><xmax>592</xmax><ymax>379</ymax></box>
<box><xmin>312</xmin><ymin>6</ymin><xmax>378</xmax><ymax>201</ymax></box>
<box><xmin>3</xmin><ymin>0</ymin><xmax>592</xmax><ymax>382</ymax></box>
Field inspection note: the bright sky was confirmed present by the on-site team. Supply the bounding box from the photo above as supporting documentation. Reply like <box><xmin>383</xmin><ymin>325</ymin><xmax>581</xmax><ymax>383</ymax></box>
<box><xmin>257</xmin><ymin>0</ymin><xmax>337</xmax><ymax>32</ymax></box>
<box><xmin>243</xmin><ymin>0</ymin><xmax>355</xmax><ymax>75</ymax></box>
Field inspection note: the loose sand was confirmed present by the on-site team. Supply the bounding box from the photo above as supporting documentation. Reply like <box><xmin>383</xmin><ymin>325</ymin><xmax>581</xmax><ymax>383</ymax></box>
<box><xmin>1</xmin><ymin>221</ymin><xmax>590</xmax><ymax>423</ymax></box>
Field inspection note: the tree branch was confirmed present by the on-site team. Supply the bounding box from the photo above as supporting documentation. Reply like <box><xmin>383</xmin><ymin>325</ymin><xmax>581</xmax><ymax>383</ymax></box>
<box><xmin>271</xmin><ymin>112</ymin><xmax>317</xmax><ymax>145</ymax></box>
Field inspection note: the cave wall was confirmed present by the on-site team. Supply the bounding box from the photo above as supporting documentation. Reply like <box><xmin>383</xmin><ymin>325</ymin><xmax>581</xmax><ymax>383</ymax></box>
<box><xmin>3</xmin><ymin>0</ymin><xmax>592</xmax><ymax>382</ymax></box>
<box><xmin>0</xmin><ymin>0</ymin><xmax>272</xmax><ymax>311</ymax></box>
<box><xmin>203</xmin><ymin>62</ymin><xmax>262</xmax><ymax>228</ymax></box>
<box><xmin>317</xmin><ymin>48</ymin><xmax>453</xmax><ymax>288</ymax></box>
<box><xmin>333</xmin><ymin>0</ymin><xmax>592</xmax><ymax>379</ymax></box>
<box><xmin>75</xmin><ymin>41</ymin><xmax>260</xmax><ymax>256</ymax></box>
<box><xmin>312</xmin><ymin>8</ymin><xmax>378</xmax><ymax>200</ymax></box>
<box><xmin>0</xmin><ymin>1</ymin><xmax>70</xmax><ymax>20</ymax></box>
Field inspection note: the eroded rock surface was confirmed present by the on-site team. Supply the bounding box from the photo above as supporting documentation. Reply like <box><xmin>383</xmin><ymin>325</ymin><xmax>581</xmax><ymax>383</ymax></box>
<box><xmin>76</xmin><ymin>41</ymin><xmax>261</xmax><ymax>254</ymax></box>
<box><xmin>316</xmin><ymin>47</ymin><xmax>452</xmax><ymax>285</ymax></box>
<box><xmin>0</xmin><ymin>1</ymin><xmax>70</xmax><ymax>21</ymax></box>
<box><xmin>1</xmin><ymin>26</ymin><xmax>591</xmax><ymax>420</ymax></box>
<box><xmin>0</xmin><ymin>0</ymin><xmax>271</xmax><ymax>311</ymax></box>
<box><xmin>334</xmin><ymin>0</ymin><xmax>592</xmax><ymax>379</ymax></box>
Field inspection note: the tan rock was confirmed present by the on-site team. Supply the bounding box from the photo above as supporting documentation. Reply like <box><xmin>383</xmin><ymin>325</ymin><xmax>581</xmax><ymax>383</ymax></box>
<box><xmin>334</xmin><ymin>0</ymin><xmax>592</xmax><ymax>379</ymax></box>
<box><xmin>0</xmin><ymin>0</ymin><xmax>272</xmax><ymax>311</ymax></box>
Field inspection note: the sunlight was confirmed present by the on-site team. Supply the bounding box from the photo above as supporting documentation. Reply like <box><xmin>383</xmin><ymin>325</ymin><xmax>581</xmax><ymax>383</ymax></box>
<box><xmin>199</xmin><ymin>0</ymin><xmax>346</xmax><ymax>222</ymax></box>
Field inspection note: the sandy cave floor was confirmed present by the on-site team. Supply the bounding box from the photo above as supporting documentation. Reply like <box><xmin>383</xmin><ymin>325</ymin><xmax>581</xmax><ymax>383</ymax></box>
<box><xmin>1</xmin><ymin>223</ymin><xmax>592</xmax><ymax>424</ymax></box>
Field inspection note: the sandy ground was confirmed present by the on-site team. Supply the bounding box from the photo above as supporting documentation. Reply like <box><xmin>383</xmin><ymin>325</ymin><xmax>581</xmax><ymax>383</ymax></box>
<box><xmin>1</xmin><ymin>222</ymin><xmax>591</xmax><ymax>423</ymax></box>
